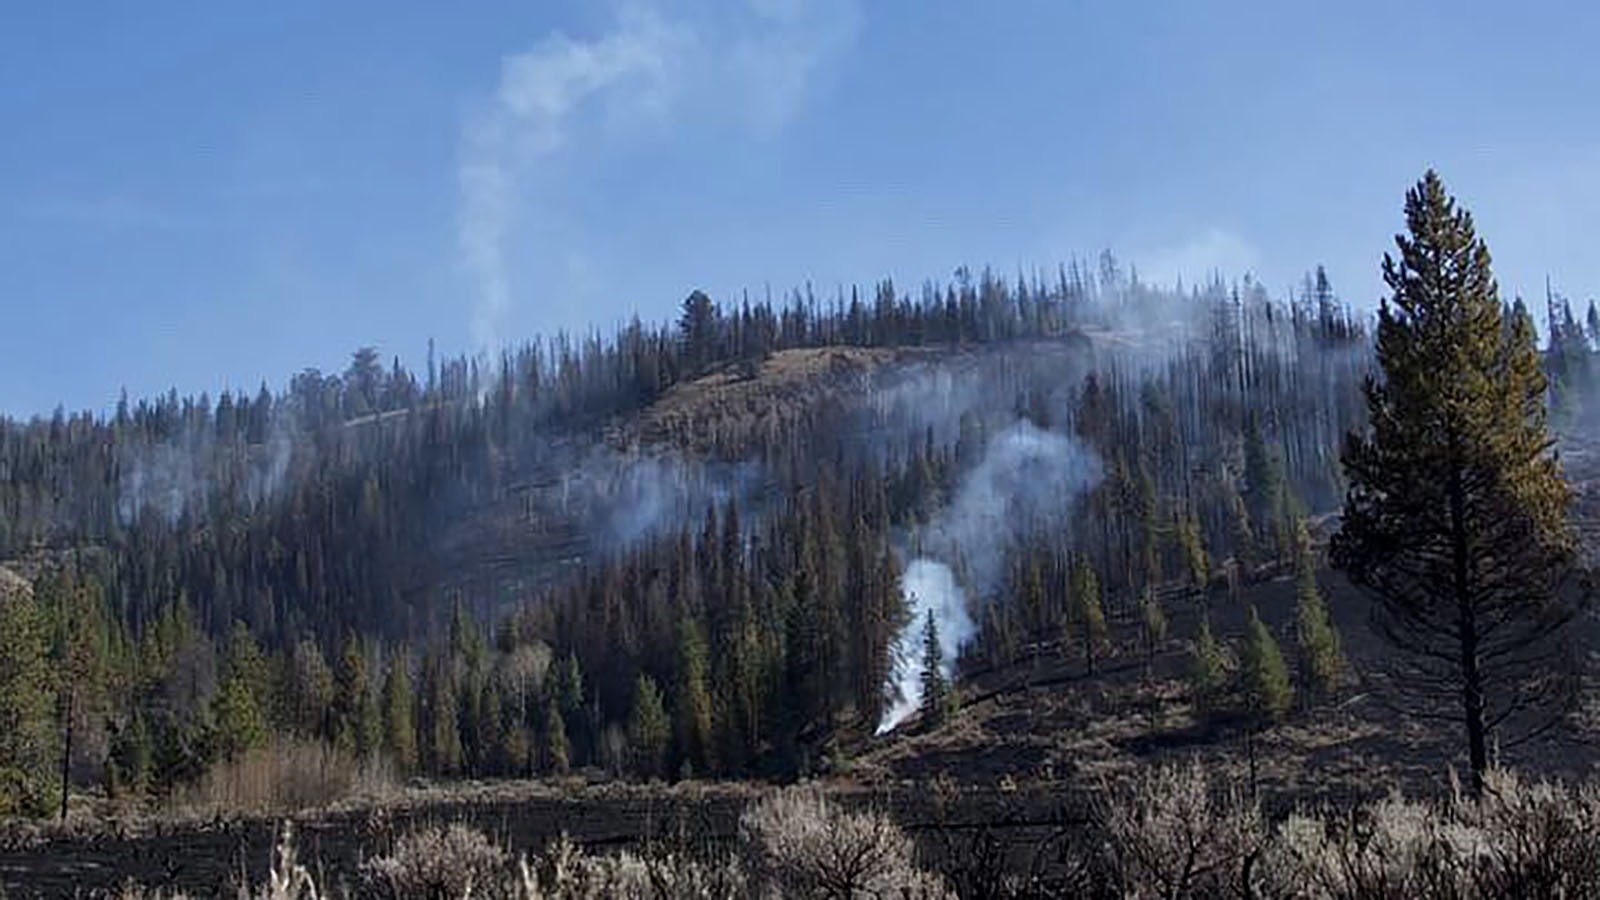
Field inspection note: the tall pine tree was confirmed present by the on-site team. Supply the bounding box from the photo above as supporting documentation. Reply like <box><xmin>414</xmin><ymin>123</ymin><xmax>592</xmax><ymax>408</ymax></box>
<box><xmin>1332</xmin><ymin>171</ymin><xmax>1581</xmax><ymax>791</ymax></box>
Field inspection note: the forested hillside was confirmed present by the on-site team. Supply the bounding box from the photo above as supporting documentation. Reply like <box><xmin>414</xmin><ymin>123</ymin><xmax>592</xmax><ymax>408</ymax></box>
<box><xmin>0</xmin><ymin>255</ymin><xmax>1443</xmax><ymax>815</ymax></box>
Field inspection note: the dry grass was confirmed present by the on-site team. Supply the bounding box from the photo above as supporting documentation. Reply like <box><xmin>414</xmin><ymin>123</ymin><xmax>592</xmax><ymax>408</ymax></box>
<box><xmin>165</xmin><ymin>739</ymin><xmax>394</xmax><ymax>818</ymax></box>
<box><xmin>102</xmin><ymin>765</ymin><xmax>1600</xmax><ymax>899</ymax></box>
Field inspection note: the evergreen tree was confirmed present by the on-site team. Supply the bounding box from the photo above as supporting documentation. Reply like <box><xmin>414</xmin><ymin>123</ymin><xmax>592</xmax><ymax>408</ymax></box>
<box><xmin>1138</xmin><ymin>588</ymin><xmax>1169</xmax><ymax>676</ymax></box>
<box><xmin>553</xmin><ymin>653</ymin><xmax>586</xmax><ymax>764</ymax></box>
<box><xmin>1177</xmin><ymin>512</ymin><xmax>1210</xmax><ymax>592</ymax></box>
<box><xmin>1241</xmin><ymin>607</ymin><xmax>1294</xmax><ymax>724</ymax></box>
<box><xmin>627</xmin><ymin>674</ymin><xmax>669</xmax><ymax>779</ymax></box>
<box><xmin>41</xmin><ymin>570</ymin><xmax>110</xmax><ymax>802</ymax></box>
<box><xmin>1292</xmin><ymin>520</ymin><xmax>1344</xmax><ymax>699</ymax></box>
<box><xmin>544</xmin><ymin>700</ymin><xmax>570</xmax><ymax>776</ymax></box>
<box><xmin>334</xmin><ymin>636</ymin><xmax>380</xmax><ymax>758</ymax></box>
<box><xmin>1068</xmin><ymin>558</ymin><xmax>1108</xmax><ymax>674</ymax></box>
<box><xmin>110</xmin><ymin>711</ymin><xmax>152</xmax><ymax>796</ymax></box>
<box><xmin>381</xmin><ymin>655</ymin><xmax>417</xmax><ymax>773</ymax></box>
<box><xmin>476</xmin><ymin>681</ymin><xmax>503</xmax><ymax>775</ymax></box>
<box><xmin>288</xmin><ymin>639</ymin><xmax>335</xmax><ymax>740</ymax></box>
<box><xmin>673</xmin><ymin>619</ymin><xmax>713</xmax><ymax>776</ymax></box>
<box><xmin>1189</xmin><ymin>615</ymin><xmax>1227</xmax><ymax>717</ymax></box>
<box><xmin>222</xmin><ymin>623</ymin><xmax>273</xmax><ymax>727</ymax></box>
<box><xmin>1332</xmin><ymin>171</ymin><xmax>1580</xmax><ymax>792</ymax></box>
<box><xmin>0</xmin><ymin>590</ymin><xmax>59</xmax><ymax>816</ymax></box>
<box><xmin>421</xmin><ymin>652</ymin><xmax>461</xmax><ymax>775</ymax></box>
<box><xmin>678</xmin><ymin>290</ymin><xmax>719</xmax><ymax>376</ymax></box>
<box><xmin>918</xmin><ymin>609</ymin><xmax>950</xmax><ymax>730</ymax></box>
<box><xmin>1243</xmin><ymin>414</ymin><xmax>1286</xmax><ymax>556</ymax></box>
<box><xmin>212</xmin><ymin>671</ymin><xmax>268</xmax><ymax>761</ymax></box>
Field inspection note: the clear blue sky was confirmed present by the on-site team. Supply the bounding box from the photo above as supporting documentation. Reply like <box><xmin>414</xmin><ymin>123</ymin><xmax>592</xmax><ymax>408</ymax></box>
<box><xmin>4</xmin><ymin>1</ymin><xmax>1598</xmax><ymax>417</ymax></box>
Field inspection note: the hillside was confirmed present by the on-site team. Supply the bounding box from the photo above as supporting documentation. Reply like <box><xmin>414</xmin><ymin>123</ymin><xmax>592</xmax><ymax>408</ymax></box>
<box><xmin>5</xmin><ymin>249</ymin><xmax>1599</xmax><ymax>876</ymax></box>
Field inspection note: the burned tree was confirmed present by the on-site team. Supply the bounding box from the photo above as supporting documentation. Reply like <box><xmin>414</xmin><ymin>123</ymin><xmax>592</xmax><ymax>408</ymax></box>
<box><xmin>1332</xmin><ymin>171</ymin><xmax>1582</xmax><ymax>791</ymax></box>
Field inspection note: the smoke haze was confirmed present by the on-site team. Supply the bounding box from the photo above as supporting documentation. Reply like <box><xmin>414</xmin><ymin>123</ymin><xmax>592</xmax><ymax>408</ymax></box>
<box><xmin>879</xmin><ymin>419</ymin><xmax>1103</xmax><ymax>733</ymax></box>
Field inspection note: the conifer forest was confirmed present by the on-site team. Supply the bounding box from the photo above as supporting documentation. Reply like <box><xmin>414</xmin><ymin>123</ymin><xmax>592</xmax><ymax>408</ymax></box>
<box><xmin>5</xmin><ymin>5</ymin><xmax>1600</xmax><ymax>894</ymax></box>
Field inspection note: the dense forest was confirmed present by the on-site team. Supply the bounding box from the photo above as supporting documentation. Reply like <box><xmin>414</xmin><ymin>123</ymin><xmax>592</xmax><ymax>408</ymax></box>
<box><xmin>10</xmin><ymin>234</ymin><xmax>1587</xmax><ymax>817</ymax></box>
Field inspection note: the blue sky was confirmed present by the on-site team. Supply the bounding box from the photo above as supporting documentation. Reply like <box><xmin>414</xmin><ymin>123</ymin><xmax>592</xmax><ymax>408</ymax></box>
<box><xmin>4</xmin><ymin>1</ymin><xmax>1599</xmax><ymax>417</ymax></box>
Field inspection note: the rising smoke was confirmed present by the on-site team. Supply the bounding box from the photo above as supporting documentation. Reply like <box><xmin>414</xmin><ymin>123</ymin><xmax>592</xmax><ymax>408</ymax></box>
<box><xmin>118</xmin><ymin>420</ymin><xmax>298</xmax><ymax>527</ymax></box>
<box><xmin>561</xmin><ymin>446</ymin><xmax>761</xmax><ymax>550</ymax></box>
<box><xmin>878</xmin><ymin>419</ymin><xmax>1103</xmax><ymax>733</ymax></box>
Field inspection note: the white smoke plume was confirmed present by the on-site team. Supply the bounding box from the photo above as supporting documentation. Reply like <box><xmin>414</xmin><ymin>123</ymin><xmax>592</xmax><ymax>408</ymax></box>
<box><xmin>460</xmin><ymin>5</ymin><xmax>688</xmax><ymax>352</ymax></box>
<box><xmin>878</xmin><ymin>420</ymin><xmax>1102</xmax><ymax>734</ymax></box>
<box><xmin>459</xmin><ymin>0</ymin><xmax>859</xmax><ymax>353</ymax></box>
<box><xmin>878</xmin><ymin>559</ymin><xmax>973</xmax><ymax>734</ymax></box>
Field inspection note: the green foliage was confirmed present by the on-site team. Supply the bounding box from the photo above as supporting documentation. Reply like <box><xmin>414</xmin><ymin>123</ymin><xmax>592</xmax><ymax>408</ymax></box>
<box><xmin>334</xmin><ymin>636</ymin><xmax>382</xmax><ymax>759</ymax></box>
<box><xmin>110</xmin><ymin>711</ymin><xmax>152</xmax><ymax>796</ymax></box>
<box><xmin>1241</xmin><ymin>607</ymin><xmax>1294</xmax><ymax>724</ymax></box>
<box><xmin>212</xmin><ymin>670</ymin><xmax>269</xmax><ymax>761</ymax></box>
<box><xmin>0</xmin><ymin>238</ymin><xmax>1381</xmax><ymax>797</ymax></box>
<box><xmin>628</xmin><ymin>674</ymin><xmax>669</xmax><ymax>778</ymax></box>
<box><xmin>381</xmin><ymin>655</ymin><xmax>417</xmax><ymax>773</ymax></box>
<box><xmin>1292</xmin><ymin>520</ymin><xmax>1345</xmax><ymax>698</ymax></box>
<box><xmin>673</xmin><ymin>619</ymin><xmax>713</xmax><ymax>776</ymax></box>
<box><xmin>1189</xmin><ymin>615</ymin><xmax>1228</xmax><ymax>717</ymax></box>
<box><xmin>918</xmin><ymin>610</ymin><xmax>951</xmax><ymax>730</ymax></box>
<box><xmin>420</xmin><ymin>651</ymin><xmax>461</xmax><ymax>775</ymax></box>
<box><xmin>1333</xmin><ymin>170</ymin><xmax>1579</xmax><ymax>788</ymax></box>
<box><xmin>1139</xmin><ymin>588</ymin><xmax>1169</xmax><ymax>672</ymax></box>
<box><xmin>1243</xmin><ymin>414</ymin><xmax>1290</xmax><ymax>559</ymax></box>
<box><xmin>0</xmin><ymin>591</ymin><xmax>59</xmax><ymax>817</ymax></box>
<box><xmin>1068</xmin><ymin>557</ymin><xmax>1108</xmax><ymax>674</ymax></box>
<box><xmin>544</xmin><ymin>700</ymin><xmax>570</xmax><ymax>776</ymax></box>
<box><xmin>1177</xmin><ymin>512</ymin><xmax>1210</xmax><ymax>591</ymax></box>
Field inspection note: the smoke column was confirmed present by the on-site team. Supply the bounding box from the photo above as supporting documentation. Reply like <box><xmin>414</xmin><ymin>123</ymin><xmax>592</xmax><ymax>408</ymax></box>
<box><xmin>878</xmin><ymin>419</ymin><xmax>1102</xmax><ymax>734</ymax></box>
<box><xmin>878</xmin><ymin>558</ymin><xmax>973</xmax><ymax>734</ymax></box>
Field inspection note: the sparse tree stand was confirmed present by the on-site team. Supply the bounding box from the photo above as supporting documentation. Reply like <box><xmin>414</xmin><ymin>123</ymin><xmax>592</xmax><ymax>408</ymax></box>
<box><xmin>1333</xmin><ymin>171</ymin><xmax>1582</xmax><ymax>794</ymax></box>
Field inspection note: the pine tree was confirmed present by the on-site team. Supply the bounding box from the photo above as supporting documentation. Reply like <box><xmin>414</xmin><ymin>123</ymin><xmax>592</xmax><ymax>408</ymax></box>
<box><xmin>335</xmin><ymin>636</ymin><xmax>380</xmax><ymax>758</ymax></box>
<box><xmin>553</xmin><ymin>653</ymin><xmax>586</xmax><ymax>765</ymax></box>
<box><xmin>1177</xmin><ymin>512</ymin><xmax>1210</xmax><ymax>592</ymax></box>
<box><xmin>1332</xmin><ymin>171</ymin><xmax>1580</xmax><ymax>792</ymax></box>
<box><xmin>1189</xmin><ymin>615</ymin><xmax>1227</xmax><ymax>717</ymax></box>
<box><xmin>0</xmin><ymin>589</ymin><xmax>59</xmax><ymax>816</ymax></box>
<box><xmin>919</xmin><ymin>609</ymin><xmax>950</xmax><ymax>730</ymax></box>
<box><xmin>381</xmin><ymin>655</ymin><xmax>417</xmax><ymax>773</ymax></box>
<box><xmin>111</xmin><ymin>711</ymin><xmax>152</xmax><ymax>796</ymax></box>
<box><xmin>477</xmin><ymin>681</ymin><xmax>503</xmax><ymax>775</ymax></box>
<box><xmin>678</xmin><ymin>290</ymin><xmax>719</xmax><ymax>376</ymax></box>
<box><xmin>1243</xmin><ymin>415</ymin><xmax>1287</xmax><ymax>558</ymax></box>
<box><xmin>1068</xmin><ymin>558</ymin><xmax>1108</xmax><ymax>675</ymax></box>
<box><xmin>544</xmin><ymin>700</ymin><xmax>570</xmax><ymax>776</ymax></box>
<box><xmin>212</xmin><ymin>671</ymin><xmax>268</xmax><ymax>761</ymax></box>
<box><xmin>288</xmin><ymin>638</ymin><xmax>335</xmax><ymax>740</ymax></box>
<box><xmin>222</xmin><ymin>622</ymin><xmax>273</xmax><ymax>726</ymax></box>
<box><xmin>1292</xmin><ymin>520</ymin><xmax>1344</xmax><ymax>699</ymax></box>
<box><xmin>421</xmin><ymin>652</ymin><xmax>461</xmax><ymax>775</ymax></box>
<box><xmin>673</xmin><ymin>619</ymin><xmax>713</xmax><ymax>776</ymax></box>
<box><xmin>1241</xmin><ymin>607</ymin><xmax>1294</xmax><ymax>724</ymax></box>
<box><xmin>1138</xmin><ymin>588</ymin><xmax>1169</xmax><ymax>676</ymax></box>
<box><xmin>628</xmin><ymin>674</ymin><xmax>669</xmax><ymax>779</ymax></box>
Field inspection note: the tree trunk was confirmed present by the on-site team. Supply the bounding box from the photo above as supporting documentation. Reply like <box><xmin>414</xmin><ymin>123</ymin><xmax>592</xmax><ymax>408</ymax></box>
<box><xmin>59</xmin><ymin>686</ymin><xmax>73</xmax><ymax>821</ymax></box>
<box><xmin>1450</xmin><ymin>464</ymin><xmax>1488</xmax><ymax>794</ymax></box>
